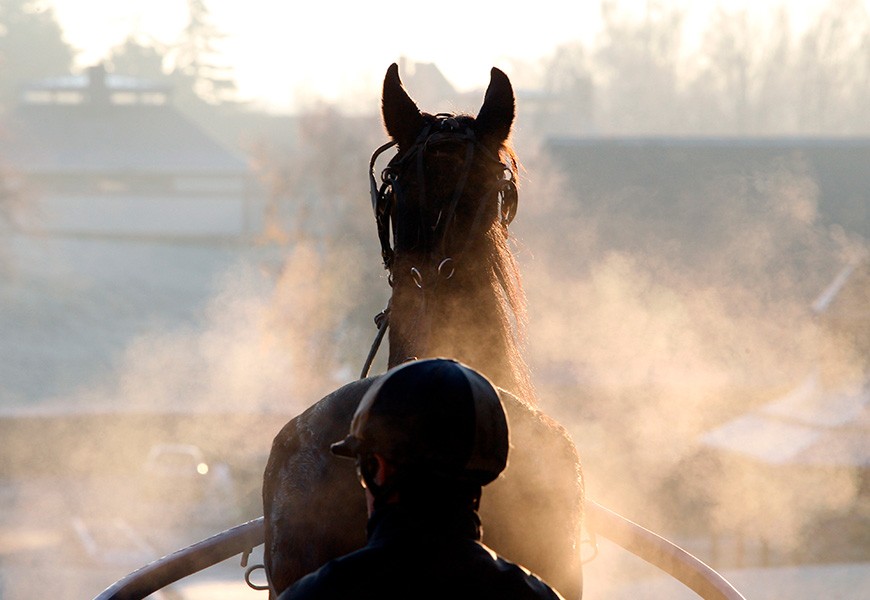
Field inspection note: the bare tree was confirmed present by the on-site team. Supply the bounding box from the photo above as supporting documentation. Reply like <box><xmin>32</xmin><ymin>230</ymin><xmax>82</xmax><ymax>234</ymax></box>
<box><xmin>246</xmin><ymin>106</ymin><xmax>387</xmax><ymax>377</ymax></box>
<box><xmin>796</xmin><ymin>0</ymin><xmax>870</xmax><ymax>133</ymax></box>
<box><xmin>170</xmin><ymin>0</ymin><xmax>237</xmax><ymax>105</ymax></box>
<box><xmin>107</xmin><ymin>35</ymin><xmax>168</xmax><ymax>80</ymax></box>
<box><xmin>752</xmin><ymin>8</ymin><xmax>797</xmax><ymax>134</ymax></box>
<box><xmin>0</xmin><ymin>0</ymin><xmax>75</xmax><ymax>109</ymax></box>
<box><xmin>536</xmin><ymin>43</ymin><xmax>595</xmax><ymax>136</ymax></box>
<box><xmin>530</xmin><ymin>0</ymin><xmax>870</xmax><ymax>135</ymax></box>
<box><xmin>680</xmin><ymin>7</ymin><xmax>797</xmax><ymax>135</ymax></box>
<box><xmin>692</xmin><ymin>8</ymin><xmax>757</xmax><ymax>134</ymax></box>
<box><xmin>593</xmin><ymin>0</ymin><xmax>686</xmax><ymax>134</ymax></box>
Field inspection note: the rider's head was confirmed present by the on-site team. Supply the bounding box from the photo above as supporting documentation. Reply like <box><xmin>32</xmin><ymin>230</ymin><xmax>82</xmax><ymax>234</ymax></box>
<box><xmin>331</xmin><ymin>358</ymin><xmax>509</xmax><ymax>511</ymax></box>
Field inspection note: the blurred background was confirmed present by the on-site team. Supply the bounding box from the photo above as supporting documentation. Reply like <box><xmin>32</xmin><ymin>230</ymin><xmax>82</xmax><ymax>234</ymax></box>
<box><xmin>0</xmin><ymin>0</ymin><xmax>867</xmax><ymax>598</ymax></box>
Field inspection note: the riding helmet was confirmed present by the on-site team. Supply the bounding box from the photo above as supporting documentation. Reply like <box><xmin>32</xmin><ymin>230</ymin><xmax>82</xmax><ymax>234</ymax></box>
<box><xmin>330</xmin><ymin>358</ymin><xmax>509</xmax><ymax>485</ymax></box>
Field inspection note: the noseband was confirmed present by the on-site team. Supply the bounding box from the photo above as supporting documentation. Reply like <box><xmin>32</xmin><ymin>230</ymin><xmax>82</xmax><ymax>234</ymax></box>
<box><xmin>368</xmin><ymin>114</ymin><xmax>518</xmax><ymax>283</ymax></box>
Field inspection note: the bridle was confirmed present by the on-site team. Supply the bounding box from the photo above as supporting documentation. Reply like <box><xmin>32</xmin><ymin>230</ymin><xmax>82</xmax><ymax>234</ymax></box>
<box><xmin>360</xmin><ymin>113</ymin><xmax>519</xmax><ymax>378</ymax></box>
<box><xmin>368</xmin><ymin>113</ymin><xmax>518</xmax><ymax>282</ymax></box>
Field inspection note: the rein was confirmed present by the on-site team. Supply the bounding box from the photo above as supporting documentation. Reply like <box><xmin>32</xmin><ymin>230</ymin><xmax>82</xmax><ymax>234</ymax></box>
<box><xmin>360</xmin><ymin>114</ymin><xmax>519</xmax><ymax>378</ymax></box>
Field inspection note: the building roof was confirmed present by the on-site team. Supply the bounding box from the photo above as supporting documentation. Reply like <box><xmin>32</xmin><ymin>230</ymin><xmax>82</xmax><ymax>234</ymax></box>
<box><xmin>701</xmin><ymin>256</ymin><xmax>870</xmax><ymax>468</ymax></box>
<box><xmin>21</xmin><ymin>71</ymin><xmax>171</xmax><ymax>96</ymax></box>
<box><xmin>1</xmin><ymin>65</ymin><xmax>248</xmax><ymax>175</ymax></box>
<box><xmin>2</xmin><ymin>102</ymin><xmax>248</xmax><ymax>175</ymax></box>
<box><xmin>700</xmin><ymin>373</ymin><xmax>870</xmax><ymax>467</ymax></box>
<box><xmin>544</xmin><ymin>136</ymin><xmax>870</xmax><ymax>239</ymax></box>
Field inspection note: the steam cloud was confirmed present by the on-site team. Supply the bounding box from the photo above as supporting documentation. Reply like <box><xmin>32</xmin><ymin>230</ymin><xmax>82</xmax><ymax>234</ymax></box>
<box><xmin>513</xmin><ymin>144</ymin><xmax>867</xmax><ymax>590</ymax></box>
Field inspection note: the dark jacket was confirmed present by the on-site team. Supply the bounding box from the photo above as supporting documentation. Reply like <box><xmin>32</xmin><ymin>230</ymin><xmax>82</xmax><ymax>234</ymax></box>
<box><xmin>278</xmin><ymin>503</ymin><xmax>564</xmax><ymax>600</ymax></box>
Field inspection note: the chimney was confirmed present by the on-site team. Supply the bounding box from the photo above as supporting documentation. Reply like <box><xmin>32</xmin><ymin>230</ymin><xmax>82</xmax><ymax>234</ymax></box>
<box><xmin>86</xmin><ymin>63</ymin><xmax>110</xmax><ymax>107</ymax></box>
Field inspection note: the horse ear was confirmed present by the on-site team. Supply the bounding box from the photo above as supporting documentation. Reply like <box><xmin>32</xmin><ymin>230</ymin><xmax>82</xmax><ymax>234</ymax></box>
<box><xmin>382</xmin><ymin>63</ymin><xmax>425</xmax><ymax>148</ymax></box>
<box><xmin>475</xmin><ymin>67</ymin><xmax>515</xmax><ymax>146</ymax></box>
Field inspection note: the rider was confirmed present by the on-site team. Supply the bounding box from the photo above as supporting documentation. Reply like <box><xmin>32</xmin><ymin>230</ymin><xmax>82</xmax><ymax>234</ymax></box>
<box><xmin>278</xmin><ymin>358</ymin><xmax>565</xmax><ymax>600</ymax></box>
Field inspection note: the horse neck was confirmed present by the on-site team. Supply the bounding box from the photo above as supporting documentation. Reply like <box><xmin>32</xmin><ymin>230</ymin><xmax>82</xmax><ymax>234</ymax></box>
<box><xmin>386</xmin><ymin>258</ymin><xmax>533</xmax><ymax>401</ymax></box>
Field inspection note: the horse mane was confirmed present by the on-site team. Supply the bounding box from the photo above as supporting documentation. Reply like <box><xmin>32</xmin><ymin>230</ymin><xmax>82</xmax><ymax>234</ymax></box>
<box><xmin>478</xmin><ymin>144</ymin><xmax>534</xmax><ymax>400</ymax></box>
<box><xmin>385</xmin><ymin>134</ymin><xmax>533</xmax><ymax>402</ymax></box>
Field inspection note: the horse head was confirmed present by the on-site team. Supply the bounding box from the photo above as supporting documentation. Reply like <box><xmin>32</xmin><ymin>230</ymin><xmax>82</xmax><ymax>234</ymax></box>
<box><xmin>371</xmin><ymin>63</ymin><xmax>529</xmax><ymax>398</ymax></box>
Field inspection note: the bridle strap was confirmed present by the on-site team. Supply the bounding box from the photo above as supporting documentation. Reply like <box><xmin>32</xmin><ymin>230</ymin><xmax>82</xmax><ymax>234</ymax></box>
<box><xmin>369</xmin><ymin>140</ymin><xmax>398</xmax><ymax>213</ymax></box>
<box><xmin>361</xmin><ymin>117</ymin><xmax>519</xmax><ymax>376</ymax></box>
<box><xmin>369</xmin><ymin>140</ymin><xmax>399</xmax><ymax>269</ymax></box>
<box><xmin>435</xmin><ymin>139</ymin><xmax>476</xmax><ymax>259</ymax></box>
<box><xmin>367</xmin><ymin>117</ymin><xmax>516</xmax><ymax>275</ymax></box>
<box><xmin>360</xmin><ymin>303</ymin><xmax>390</xmax><ymax>379</ymax></box>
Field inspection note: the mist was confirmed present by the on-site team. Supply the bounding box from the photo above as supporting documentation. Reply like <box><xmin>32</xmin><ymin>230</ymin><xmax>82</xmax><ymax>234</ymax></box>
<box><xmin>516</xmin><ymin>143</ymin><xmax>867</xmax><ymax>553</ymax></box>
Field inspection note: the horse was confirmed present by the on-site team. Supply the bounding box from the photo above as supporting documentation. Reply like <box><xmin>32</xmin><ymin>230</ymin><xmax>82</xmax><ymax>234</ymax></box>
<box><xmin>262</xmin><ymin>64</ymin><xmax>584</xmax><ymax>599</ymax></box>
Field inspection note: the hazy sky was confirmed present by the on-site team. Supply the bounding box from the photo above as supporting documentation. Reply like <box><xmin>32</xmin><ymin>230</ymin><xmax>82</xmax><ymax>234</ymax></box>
<box><xmin>48</xmin><ymin>0</ymin><xmax>852</xmax><ymax>112</ymax></box>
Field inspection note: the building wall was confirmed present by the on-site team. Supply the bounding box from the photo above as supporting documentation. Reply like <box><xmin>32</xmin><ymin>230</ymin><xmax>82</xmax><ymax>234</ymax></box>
<box><xmin>14</xmin><ymin>172</ymin><xmax>261</xmax><ymax>239</ymax></box>
<box><xmin>24</xmin><ymin>193</ymin><xmax>248</xmax><ymax>238</ymax></box>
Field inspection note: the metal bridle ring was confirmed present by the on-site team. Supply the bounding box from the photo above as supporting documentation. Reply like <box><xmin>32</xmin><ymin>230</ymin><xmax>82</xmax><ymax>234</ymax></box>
<box><xmin>381</xmin><ymin>167</ymin><xmax>397</xmax><ymax>183</ymax></box>
<box><xmin>437</xmin><ymin>258</ymin><xmax>455</xmax><ymax>280</ymax></box>
<box><xmin>499</xmin><ymin>180</ymin><xmax>518</xmax><ymax>226</ymax></box>
<box><xmin>410</xmin><ymin>267</ymin><xmax>424</xmax><ymax>289</ymax></box>
<box><xmin>244</xmin><ymin>564</ymin><xmax>271</xmax><ymax>591</ymax></box>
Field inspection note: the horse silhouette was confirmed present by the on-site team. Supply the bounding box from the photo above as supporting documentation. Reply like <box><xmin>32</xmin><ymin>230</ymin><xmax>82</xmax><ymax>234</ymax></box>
<box><xmin>263</xmin><ymin>63</ymin><xmax>584</xmax><ymax>599</ymax></box>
